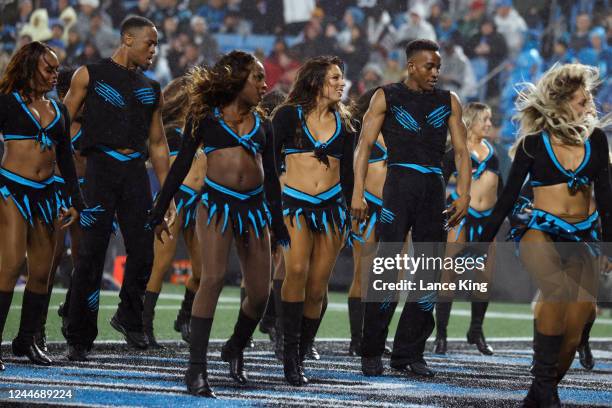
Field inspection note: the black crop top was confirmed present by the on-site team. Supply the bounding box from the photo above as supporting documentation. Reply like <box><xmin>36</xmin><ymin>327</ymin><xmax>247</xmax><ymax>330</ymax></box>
<box><xmin>443</xmin><ymin>139</ymin><xmax>500</xmax><ymax>182</ymax></box>
<box><xmin>369</xmin><ymin>141</ymin><xmax>387</xmax><ymax>164</ymax></box>
<box><xmin>479</xmin><ymin>128</ymin><xmax>612</xmax><ymax>245</ymax></box>
<box><xmin>147</xmin><ymin>110</ymin><xmax>288</xmax><ymax>241</ymax></box>
<box><xmin>0</xmin><ymin>92</ymin><xmax>84</xmax><ymax>211</ymax></box>
<box><xmin>272</xmin><ymin>104</ymin><xmax>356</xmax><ymax>201</ymax></box>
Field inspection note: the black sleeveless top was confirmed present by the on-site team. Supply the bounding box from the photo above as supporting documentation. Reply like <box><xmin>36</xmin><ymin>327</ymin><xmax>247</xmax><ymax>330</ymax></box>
<box><xmin>380</xmin><ymin>83</ymin><xmax>451</xmax><ymax>167</ymax></box>
<box><xmin>80</xmin><ymin>58</ymin><xmax>161</xmax><ymax>157</ymax></box>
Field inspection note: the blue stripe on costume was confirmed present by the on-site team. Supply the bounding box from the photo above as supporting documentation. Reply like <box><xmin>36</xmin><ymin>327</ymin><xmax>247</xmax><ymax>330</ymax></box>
<box><xmin>296</xmin><ymin>105</ymin><xmax>342</xmax><ymax>148</ymax></box>
<box><xmin>94</xmin><ymin>81</ymin><xmax>126</xmax><ymax>108</ymax></box>
<box><xmin>11</xmin><ymin>92</ymin><xmax>60</xmax><ymax>150</ymax></box>
<box><xmin>213</xmin><ymin>107</ymin><xmax>262</xmax><ymax>155</ymax></box>
<box><xmin>541</xmin><ymin>132</ymin><xmax>591</xmax><ymax>190</ymax></box>
<box><xmin>200</xmin><ymin>178</ymin><xmax>270</xmax><ymax>237</ymax></box>
<box><xmin>390</xmin><ymin>105</ymin><xmax>420</xmax><ymax>132</ymax></box>
<box><xmin>281</xmin><ymin>183</ymin><xmax>350</xmax><ymax>238</ymax></box>
<box><xmin>426</xmin><ymin>105</ymin><xmax>451</xmax><ymax>128</ymax></box>
<box><xmin>0</xmin><ymin>167</ymin><xmax>57</xmax><ymax>226</ymax></box>
<box><xmin>388</xmin><ymin>163</ymin><xmax>442</xmax><ymax>175</ymax></box>
<box><xmin>97</xmin><ymin>145</ymin><xmax>142</xmax><ymax>161</ymax></box>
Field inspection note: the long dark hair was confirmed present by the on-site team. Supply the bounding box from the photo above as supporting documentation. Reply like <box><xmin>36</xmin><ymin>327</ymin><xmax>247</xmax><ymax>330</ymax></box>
<box><xmin>0</xmin><ymin>41</ymin><xmax>56</xmax><ymax>102</ymax></box>
<box><xmin>186</xmin><ymin>50</ymin><xmax>263</xmax><ymax>135</ymax></box>
<box><xmin>277</xmin><ymin>55</ymin><xmax>354</xmax><ymax>147</ymax></box>
<box><xmin>351</xmin><ymin>88</ymin><xmax>377</xmax><ymax>130</ymax></box>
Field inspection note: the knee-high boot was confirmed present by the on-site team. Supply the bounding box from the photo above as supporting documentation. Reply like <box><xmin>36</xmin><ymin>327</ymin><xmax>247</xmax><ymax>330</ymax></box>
<box><xmin>12</xmin><ymin>290</ymin><xmax>52</xmax><ymax>365</ymax></box>
<box><xmin>221</xmin><ymin>309</ymin><xmax>259</xmax><ymax>384</ymax></box>
<box><xmin>184</xmin><ymin>316</ymin><xmax>215</xmax><ymax>398</ymax></box>
<box><xmin>0</xmin><ymin>290</ymin><xmax>14</xmax><ymax>370</ymax></box>
<box><xmin>522</xmin><ymin>331</ymin><xmax>563</xmax><ymax>408</ymax></box>
<box><xmin>282</xmin><ymin>301</ymin><xmax>307</xmax><ymax>386</ymax></box>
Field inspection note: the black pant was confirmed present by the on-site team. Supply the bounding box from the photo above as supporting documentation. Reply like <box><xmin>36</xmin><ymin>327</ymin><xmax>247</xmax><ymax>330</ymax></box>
<box><xmin>363</xmin><ymin>167</ymin><xmax>446</xmax><ymax>364</ymax></box>
<box><xmin>65</xmin><ymin>151</ymin><xmax>153</xmax><ymax>347</ymax></box>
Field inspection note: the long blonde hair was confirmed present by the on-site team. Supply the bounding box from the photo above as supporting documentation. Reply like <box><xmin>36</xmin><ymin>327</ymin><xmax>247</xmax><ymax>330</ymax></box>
<box><xmin>510</xmin><ymin>63</ymin><xmax>605</xmax><ymax>157</ymax></box>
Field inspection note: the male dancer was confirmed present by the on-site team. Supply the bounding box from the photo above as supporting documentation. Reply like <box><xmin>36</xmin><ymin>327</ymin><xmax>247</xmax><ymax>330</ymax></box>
<box><xmin>351</xmin><ymin>39</ymin><xmax>471</xmax><ymax>377</ymax></box>
<box><xmin>61</xmin><ymin>16</ymin><xmax>172</xmax><ymax>360</ymax></box>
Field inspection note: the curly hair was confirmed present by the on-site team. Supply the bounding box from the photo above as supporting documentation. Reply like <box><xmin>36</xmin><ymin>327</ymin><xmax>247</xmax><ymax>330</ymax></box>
<box><xmin>0</xmin><ymin>41</ymin><xmax>56</xmax><ymax>102</ymax></box>
<box><xmin>56</xmin><ymin>69</ymin><xmax>75</xmax><ymax>100</ymax></box>
<box><xmin>276</xmin><ymin>55</ymin><xmax>354</xmax><ymax>148</ymax></box>
<box><xmin>510</xmin><ymin>63</ymin><xmax>607</xmax><ymax>157</ymax></box>
<box><xmin>161</xmin><ymin>75</ymin><xmax>190</xmax><ymax>131</ymax></box>
<box><xmin>186</xmin><ymin>50</ymin><xmax>263</xmax><ymax>135</ymax></box>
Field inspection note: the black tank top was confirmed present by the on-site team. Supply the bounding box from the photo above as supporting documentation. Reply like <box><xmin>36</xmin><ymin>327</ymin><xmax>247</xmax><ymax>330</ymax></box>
<box><xmin>380</xmin><ymin>82</ymin><xmax>451</xmax><ymax>167</ymax></box>
<box><xmin>80</xmin><ymin>58</ymin><xmax>161</xmax><ymax>156</ymax></box>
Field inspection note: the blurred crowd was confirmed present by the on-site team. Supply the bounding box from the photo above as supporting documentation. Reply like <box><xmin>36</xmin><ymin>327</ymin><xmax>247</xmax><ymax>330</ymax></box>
<box><xmin>0</xmin><ymin>0</ymin><xmax>610</xmax><ymax>142</ymax></box>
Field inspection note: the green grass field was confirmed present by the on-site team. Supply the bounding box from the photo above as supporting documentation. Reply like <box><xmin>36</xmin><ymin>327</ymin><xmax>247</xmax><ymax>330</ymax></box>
<box><xmin>3</xmin><ymin>283</ymin><xmax>611</xmax><ymax>342</ymax></box>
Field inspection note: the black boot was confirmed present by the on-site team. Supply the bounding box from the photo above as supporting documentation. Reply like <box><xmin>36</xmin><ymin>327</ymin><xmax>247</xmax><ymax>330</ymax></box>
<box><xmin>434</xmin><ymin>302</ymin><xmax>451</xmax><ymax>355</ymax></box>
<box><xmin>272</xmin><ymin>280</ymin><xmax>283</xmax><ymax>360</ymax></box>
<box><xmin>143</xmin><ymin>291</ymin><xmax>164</xmax><ymax>349</ymax></box>
<box><xmin>523</xmin><ymin>331</ymin><xmax>563</xmax><ymax>408</ymax></box>
<box><xmin>305</xmin><ymin>296</ymin><xmax>326</xmax><ymax>361</ymax></box>
<box><xmin>467</xmin><ymin>302</ymin><xmax>493</xmax><ymax>355</ymax></box>
<box><xmin>259</xmin><ymin>288</ymin><xmax>276</xmax><ymax>342</ymax></box>
<box><xmin>283</xmin><ymin>301</ymin><xmax>307</xmax><ymax>386</ymax></box>
<box><xmin>577</xmin><ymin>321</ymin><xmax>595</xmax><ymax>370</ymax></box>
<box><xmin>35</xmin><ymin>290</ymin><xmax>53</xmax><ymax>353</ymax></box>
<box><xmin>174</xmin><ymin>288</ymin><xmax>195</xmax><ymax>343</ymax></box>
<box><xmin>221</xmin><ymin>309</ymin><xmax>259</xmax><ymax>384</ymax></box>
<box><xmin>348</xmin><ymin>297</ymin><xmax>363</xmax><ymax>356</ymax></box>
<box><xmin>185</xmin><ymin>316</ymin><xmax>215</xmax><ymax>398</ymax></box>
<box><xmin>0</xmin><ymin>290</ymin><xmax>14</xmax><ymax>371</ymax></box>
<box><xmin>12</xmin><ymin>290</ymin><xmax>52</xmax><ymax>366</ymax></box>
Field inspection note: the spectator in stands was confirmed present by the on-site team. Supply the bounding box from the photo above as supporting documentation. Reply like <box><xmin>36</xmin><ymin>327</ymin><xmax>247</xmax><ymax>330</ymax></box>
<box><xmin>339</xmin><ymin>25</ymin><xmax>370</xmax><ymax>82</ymax></box>
<box><xmin>494</xmin><ymin>0</ymin><xmax>527</xmax><ymax>57</ymax></box>
<box><xmin>465</xmin><ymin>19</ymin><xmax>508</xmax><ymax>100</ymax></box>
<box><xmin>363</xmin><ymin>4</ymin><xmax>393</xmax><ymax>53</ymax></box>
<box><xmin>570</xmin><ymin>13</ymin><xmax>592</xmax><ymax>53</ymax></box>
<box><xmin>151</xmin><ymin>0</ymin><xmax>192</xmax><ymax>33</ymax></box>
<box><xmin>190</xmin><ymin>16</ymin><xmax>219</xmax><ymax>66</ymax></box>
<box><xmin>47</xmin><ymin>21</ymin><xmax>66</xmax><ymax>50</ymax></box>
<box><xmin>264</xmin><ymin>37</ymin><xmax>300</xmax><ymax>90</ymax></box>
<box><xmin>437</xmin><ymin>12</ymin><xmax>464</xmax><ymax>46</ymax></box>
<box><xmin>241</xmin><ymin>0</ymin><xmax>283</xmax><ymax>34</ymax></box>
<box><xmin>51</xmin><ymin>0</ymin><xmax>76</xmax><ymax>20</ymax></box>
<box><xmin>126</xmin><ymin>0</ymin><xmax>155</xmax><ymax>20</ymax></box>
<box><xmin>160</xmin><ymin>15</ymin><xmax>179</xmax><ymax>44</ymax></box>
<box><xmin>337</xmin><ymin>7</ymin><xmax>364</xmax><ymax>51</ymax></box>
<box><xmin>64</xmin><ymin>26</ymin><xmax>84</xmax><ymax>68</ymax></box>
<box><xmin>439</xmin><ymin>38</ymin><xmax>476</xmax><ymax>102</ymax></box>
<box><xmin>427</xmin><ymin>3</ymin><xmax>443</xmax><ymax>29</ymax></box>
<box><xmin>89</xmin><ymin>11</ymin><xmax>119</xmax><ymax>58</ymax></box>
<box><xmin>577</xmin><ymin>26</ymin><xmax>610</xmax><ymax>78</ymax></box>
<box><xmin>381</xmin><ymin>49</ymin><xmax>404</xmax><ymax>84</ymax></box>
<box><xmin>395</xmin><ymin>5</ymin><xmax>437</xmax><ymax>44</ymax></box>
<box><xmin>219</xmin><ymin>10</ymin><xmax>250</xmax><ymax>36</ymax></box>
<box><xmin>545</xmin><ymin>38</ymin><xmax>573</xmax><ymax>69</ymax></box>
<box><xmin>458</xmin><ymin>0</ymin><xmax>486</xmax><ymax>43</ymax></box>
<box><xmin>19</xmin><ymin>8</ymin><xmax>52</xmax><ymax>42</ymax></box>
<box><xmin>105</xmin><ymin>0</ymin><xmax>127</xmax><ymax>28</ymax></box>
<box><xmin>75</xmin><ymin>39</ymin><xmax>101</xmax><ymax>66</ymax></box>
<box><xmin>75</xmin><ymin>0</ymin><xmax>112</xmax><ymax>40</ymax></box>
<box><xmin>59</xmin><ymin>3</ymin><xmax>77</xmax><ymax>43</ymax></box>
<box><xmin>197</xmin><ymin>0</ymin><xmax>227</xmax><ymax>33</ymax></box>
<box><xmin>291</xmin><ymin>21</ymin><xmax>332</xmax><ymax>61</ymax></box>
<box><xmin>14</xmin><ymin>0</ymin><xmax>34</xmax><ymax>33</ymax></box>
<box><xmin>355</xmin><ymin>62</ymin><xmax>384</xmax><ymax>95</ymax></box>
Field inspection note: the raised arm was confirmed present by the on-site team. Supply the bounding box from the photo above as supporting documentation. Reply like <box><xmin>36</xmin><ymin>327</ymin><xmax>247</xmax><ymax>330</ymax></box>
<box><xmin>147</xmin><ymin>90</ymin><xmax>171</xmax><ymax>186</ymax></box>
<box><xmin>62</xmin><ymin>66</ymin><xmax>89</xmax><ymax>120</ymax></box>
<box><xmin>351</xmin><ymin>88</ymin><xmax>386</xmax><ymax>221</ymax></box>
<box><xmin>446</xmin><ymin>92</ymin><xmax>471</xmax><ymax>227</ymax></box>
